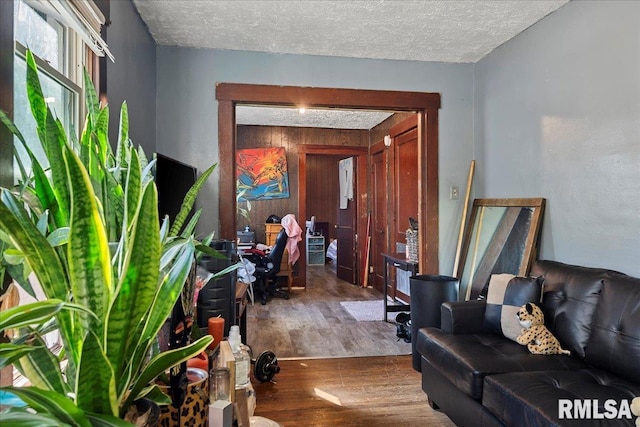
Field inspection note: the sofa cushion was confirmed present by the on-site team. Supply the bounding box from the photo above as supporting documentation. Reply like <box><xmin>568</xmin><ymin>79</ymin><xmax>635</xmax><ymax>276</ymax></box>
<box><xmin>585</xmin><ymin>272</ymin><xmax>640</xmax><ymax>383</ymax></box>
<box><xmin>483</xmin><ymin>369</ymin><xmax>640</xmax><ymax>427</ymax></box>
<box><xmin>483</xmin><ymin>274</ymin><xmax>543</xmax><ymax>342</ymax></box>
<box><xmin>417</xmin><ymin>327</ymin><xmax>586</xmax><ymax>400</ymax></box>
<box><xmin>531</xmin><ymin>260</ymin><xmax>607</xmax><ymax>358</ymax></box>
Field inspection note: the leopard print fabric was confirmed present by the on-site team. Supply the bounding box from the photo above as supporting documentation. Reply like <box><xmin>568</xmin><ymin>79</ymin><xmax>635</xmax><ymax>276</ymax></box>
<box><xmin>516</xmin><ymin>303</ymin><xmax>570</xmax><ymax>356</ymax></box>
<box><xmin>159</xmin><ymin>373</ymin><xmax>209</xmax><ymax>427</ymax></box>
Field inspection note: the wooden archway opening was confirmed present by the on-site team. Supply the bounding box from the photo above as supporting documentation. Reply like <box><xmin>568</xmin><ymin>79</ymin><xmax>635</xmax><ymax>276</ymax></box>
<box><xmin>216</xmin><ymin>84</ymin><xmax>441</xmax><ymax>277</ymax></box>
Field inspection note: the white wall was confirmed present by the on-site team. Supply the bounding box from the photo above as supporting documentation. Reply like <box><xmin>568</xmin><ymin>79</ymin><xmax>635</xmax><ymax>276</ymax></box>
<box><xmin>156</xmin><ymin>49</ymin><xmax>474</xmax><ymax>274</ymax></box>
<box><xmin>474</xmin><ymin>0</ymin><xmax>640</xmax><ymax>276</ymax></box>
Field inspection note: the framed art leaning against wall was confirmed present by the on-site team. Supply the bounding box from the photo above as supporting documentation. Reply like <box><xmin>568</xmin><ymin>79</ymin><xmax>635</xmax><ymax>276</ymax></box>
<box><xmin>456</xmin><ymin>198</ymin><xmax>546</xmax><ymax>301</ymax></box>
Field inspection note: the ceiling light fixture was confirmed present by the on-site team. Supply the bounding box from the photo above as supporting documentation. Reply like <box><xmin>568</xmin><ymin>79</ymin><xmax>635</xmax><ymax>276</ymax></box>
<box><xmin>298</xmin><ymin>107</ymin><xmax>306</xmax><ymax>114</ymax></box>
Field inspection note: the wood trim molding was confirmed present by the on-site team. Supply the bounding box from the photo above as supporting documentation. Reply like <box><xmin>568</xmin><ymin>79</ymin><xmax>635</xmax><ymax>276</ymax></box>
<box><xmin>389</xmin><ymin>114</ymin><xmax>418</xmax><ymax>138</ymax></box>
<box><xmin>297</xmin><ymin>145</ymin><xmax>368</xmax><ymax>155</ymax></box>
<box><xmin>421</xmin><ymin>110</ymin><xmax>439</xmax><ymax>273</ymax></box>
<box><xmin>218</xmin><ymin>100</ymin><xmax>236</xmax><ymax>240</ymax></box>
<box><xmin>216</xmin><ymin>83</ymin><xmax>440</xmax><ymax>111</ymax></box>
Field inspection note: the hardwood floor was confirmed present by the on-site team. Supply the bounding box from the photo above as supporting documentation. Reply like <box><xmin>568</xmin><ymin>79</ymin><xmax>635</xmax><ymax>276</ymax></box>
<box><xmin>246</xmin><ymin>265</ymin><xmax>454</xmax><ymax>426</ymax></box>
<box><xmin>252</xmin><ymin>355</ymin><xmax>455</xmax><ymax>427</ymax></box>
<box><xmin>246</xmin><ymin>264</ymin><xmax>411</xmax><ymax>359</ymax></box>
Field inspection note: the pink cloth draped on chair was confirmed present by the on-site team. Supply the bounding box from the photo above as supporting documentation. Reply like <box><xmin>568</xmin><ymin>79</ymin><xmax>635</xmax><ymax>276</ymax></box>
<box><xmin>281</xmin><ymin>214</ymin><xmax>303</xmax><ymax>265</ymax></box>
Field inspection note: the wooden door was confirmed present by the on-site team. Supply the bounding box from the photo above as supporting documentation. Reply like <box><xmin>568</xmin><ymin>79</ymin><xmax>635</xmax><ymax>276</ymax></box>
<box><xmin>371</xmin><ymin>145</ymin><xmax>388</xmax><ymax>293</ymax></box>
<box><xmin>393</xmin><ymin>128</ymin><xmax>418</xmax><ymax>302</ymax></box>
<box><xmin>370</xmin><ymin>116</ymin><xmax>417</xmax><ymax>299</ymax></box>
<box><xmin>394</xmin><ymin>128</ymin><xmax>418</xmax><ymax>241</ymax></box>
<box><xmin>336</xmin><ymin>157</ymin><xmax>357</xmax><ymax>284</ymax></box>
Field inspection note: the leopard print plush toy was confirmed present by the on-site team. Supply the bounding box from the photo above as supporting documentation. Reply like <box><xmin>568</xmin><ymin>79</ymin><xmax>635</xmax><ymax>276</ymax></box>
<box><xmin>516</xmin><ymin>303</ymin><xmax>570</xmax><ymax>355</ymax></box>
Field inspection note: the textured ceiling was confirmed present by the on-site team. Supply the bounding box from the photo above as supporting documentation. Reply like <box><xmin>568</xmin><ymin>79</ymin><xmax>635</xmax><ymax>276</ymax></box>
<box><xmin>132</xmin><ymin>0</ymin><xmax>570</xmax><ymax>128</ymax></box>
<box><xmin>236</xmin><ymin>106</ymin><xmax>393</xmax><ymax>130</ymax></box>
<box><xmin>133</xmin><ymin>0</ymin><xmax>569</xmax><ymax>63</ymax></box>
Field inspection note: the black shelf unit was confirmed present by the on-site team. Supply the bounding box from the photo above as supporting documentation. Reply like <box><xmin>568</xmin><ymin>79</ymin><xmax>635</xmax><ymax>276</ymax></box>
<box><xmin>197</xmin><ymin>239</ymin><xmax>237</xmax><ymax>337</ymax></box>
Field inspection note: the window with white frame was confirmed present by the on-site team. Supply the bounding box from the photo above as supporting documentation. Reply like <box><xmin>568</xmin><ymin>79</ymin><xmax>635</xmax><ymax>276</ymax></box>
<box><xmin>10</xmin><ymin>0</ymin><xmax>113</xmax><ymax>385</ymax></box>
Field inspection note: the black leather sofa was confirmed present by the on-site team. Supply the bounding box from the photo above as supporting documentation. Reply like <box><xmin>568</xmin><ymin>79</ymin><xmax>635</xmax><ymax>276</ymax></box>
<box><xmin>417</xmin><ymin>260</ymin><xmax>640</xmax><ymax>427</ymax></box>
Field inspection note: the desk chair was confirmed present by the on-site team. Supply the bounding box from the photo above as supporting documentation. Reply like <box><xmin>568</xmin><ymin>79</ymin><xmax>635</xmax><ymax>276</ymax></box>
<box><xmin>245</xmin><ymin>228</ymin><xmax>289</xmax><ymax>305</ymax></box>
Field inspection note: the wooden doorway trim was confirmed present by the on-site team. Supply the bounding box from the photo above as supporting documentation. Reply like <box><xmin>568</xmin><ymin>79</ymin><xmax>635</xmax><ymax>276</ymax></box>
<box><xmin>216</xmin><ymin>83</ymin><xmax>441</xmax><ymax>273</ymax></box>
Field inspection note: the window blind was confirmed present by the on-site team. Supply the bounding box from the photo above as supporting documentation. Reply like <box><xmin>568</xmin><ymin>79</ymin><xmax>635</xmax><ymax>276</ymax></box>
<box><xmin>24</xmin><ymin>0</ymin><xmax>115</xmax><ymax>62</ymax></box>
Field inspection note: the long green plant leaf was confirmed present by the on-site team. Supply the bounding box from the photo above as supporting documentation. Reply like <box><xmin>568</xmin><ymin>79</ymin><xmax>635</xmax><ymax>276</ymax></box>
<box><xmin>83</xmin><ymin>70</ymin><xmax>100</xmax><ymax>127</ymax></box>
<box><xmin>116</xmin><ymin>102</ymin><xmax>129</xmax><ymax>164</ymax></box>
<box><xmin>1</xmin><ymin>109</ymin><xmax>30</xmax><ymax>192</ymax></box>
<box><xmin>14</xmin><ymin>336</ymin><xmax>66</xmax><ymax>395</ymax></box>
<box><xmin>76</xmin><ymin>331</ymin><xmax>118</xmax><ymax>416</ymax></box>
<box><xmin>124</xmin><ymin>147</ymin><xmax>141</xmax><ymax>232</ymax></box>
<box><xmin>0</xmin><ymin>343</ymin><xmax>37</xmax><ymax>368</ymax></box>
<box><xmin>24</xmin><ymin>51</ymin><xmax>47</xmax><ymax>143</ymax></box>
<box><xmin>0</xmin><ymin>408</ymin><xmax>75</xmax><ymax>426</ymax></box>
<box><xmin>169</xmin><ymin>164</ymin><xmax>216</xmax><ymax>237</ymax></box>
<box><xmin>2</xmin><ymin>386</ymin><xmax>92</xmax><ymax>427</ymax></box>
<box><xmin>3</xmin><ymin>248</ymin><xmax>26</xmax><ymax>265</ymax></box>
<box><xmin>47</xmin><ymin>227</ymin><xmax>69</xmax><ymax>247</ymax></box>
<box><xmin>26</xmin><ymin>50</ymin><xmax>72</xmax><ymax>225</ymax></box>
<box><xmin>124</xmin><ymin>242</ymin><xmax>195</xmax><ymax>395</ymax></box>
<box><xmin>3</xmin><ymin>262</ymin><xmax>35</xmax><ymax>298</ymax></box>
<box><xmin>106</xmin><ymin>182</ymin><xmax>160</xmax><ymax>395</ymax></box>
<box><xmin>85</xmin><ymin>413</ymin><xmax>135</xmax><ymax>427</ymax></box>
<box><xmin>44</xmin><ymin>111</ymin><xmax>71</xmax><ymax>225</ymax></box>
<box><xmin>94</xmin><ymin>108</ymin><xmax>110</xmax><ymax>167</ymax></box>
<box><xmin>64</xmin><ymin>143</ymin><xmax>112</xmax><ymax>333</ymax></box>
<box><xmin>138</xmin><ymin>147</ymin><xmax>152</xmax><ymax>186</ymax></box>
<box><xmin>0</xmin><ymin>191</ymin><xmax>67</xmax><ymax>299</ymax></box>
<box><xmin>1</xmin><ymin>109</ymin><xmax>63</xmax><ymax>227</ymax></box>
<box><xmin>0</xmin><ymin>299</ymin><xmax>63</xmax><ymax>331</ymax></box>
<box><xmin>0</xmin><ymin>191</ymin><xmax>77</xmax><ymax>355</ymax></box>
<box><xmin>136</xmin><ymin>384</ymin><xmax>171</xmax><ymax>405</ymax></box>
<box><xmin>122</xmin><ymin>335</ymin><xmax>212</xmax><ymax>414</ymax></box>
<box><xmin>179</xmin><ymin>208</ymin><xmax>202</xmax><ymax>238</ymax></box>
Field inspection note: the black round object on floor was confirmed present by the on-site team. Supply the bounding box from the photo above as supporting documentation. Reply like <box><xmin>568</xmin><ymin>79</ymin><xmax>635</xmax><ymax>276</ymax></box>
<box><xmin>254</xmin><ymin>351</ymin><xmax>281</xmax><ymax>383</ymax></box>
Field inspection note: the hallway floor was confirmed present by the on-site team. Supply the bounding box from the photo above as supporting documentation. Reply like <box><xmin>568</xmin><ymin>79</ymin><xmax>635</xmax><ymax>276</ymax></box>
<box><xmin>245</xmin><ymin>264</ymin><xmax>411</xmax><ymax>359</ymax></box>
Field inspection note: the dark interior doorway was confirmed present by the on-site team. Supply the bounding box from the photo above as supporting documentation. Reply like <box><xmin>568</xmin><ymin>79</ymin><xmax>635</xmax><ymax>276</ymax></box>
<box><xmin>305</xmin><ymin>153</ymin><xmax>360</xmax><ymax>285</ymax></box>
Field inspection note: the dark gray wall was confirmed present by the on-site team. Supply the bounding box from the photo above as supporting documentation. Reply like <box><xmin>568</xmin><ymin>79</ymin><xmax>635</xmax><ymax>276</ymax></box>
<box><xmin>0</xmin><ymin>0</ymin><xmax>14</xmax><ymax>189</ymax></box>
<box><xmin>474</xmin><ymin>0</ymin><xmax>640</xmax><ymax>276</ymax></box>
<box><xmin>105</xmin><ymin>0</ymin><xmax>156</xmax><ymax>155</ymax></box>
<box><xmin>155</xmin><ymin>48</ymin><xmax>474</xmax><ymax>274</ymax></box>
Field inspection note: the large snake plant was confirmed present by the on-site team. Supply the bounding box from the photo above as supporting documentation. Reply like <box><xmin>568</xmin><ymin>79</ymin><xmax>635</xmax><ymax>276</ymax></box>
<box><xmin>0</xmin><ymin>50</ymin><xmax>221</xmax><ymax>426</ymax></box>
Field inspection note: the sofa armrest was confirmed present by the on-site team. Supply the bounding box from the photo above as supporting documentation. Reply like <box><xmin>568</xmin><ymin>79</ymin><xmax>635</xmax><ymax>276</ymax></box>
<box><xmin>440</xmin><ymin>300</ymin><xmax>486</xmax><ymax>334</ymax></box>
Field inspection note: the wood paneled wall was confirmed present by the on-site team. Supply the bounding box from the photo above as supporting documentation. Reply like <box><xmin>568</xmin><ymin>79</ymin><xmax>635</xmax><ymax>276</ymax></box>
<box><xmin>306</xmin><ymin>155</ymin><xmax>340</xmax><ymax>241</ymax></box>
<box><xmin>369</xmin><ymin>112</ymin><xmax>414</xmax><ymax>145</ymax></box>
<box><xmin>236</xmin><ymin>125</ymin><xmax>367</xmax><ymax>243</ymax></box>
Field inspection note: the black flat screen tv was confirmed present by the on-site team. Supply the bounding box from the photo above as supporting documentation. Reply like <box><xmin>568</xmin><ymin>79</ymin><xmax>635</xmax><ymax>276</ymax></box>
<box><xmin>155</xmin><ymin>153</ymin><xmax>197</xmax><ymax>224</ymax></box>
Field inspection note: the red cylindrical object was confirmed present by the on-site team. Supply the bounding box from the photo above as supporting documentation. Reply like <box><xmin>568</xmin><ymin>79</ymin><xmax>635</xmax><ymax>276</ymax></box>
<box><xmin>207</xmin><ymin>317</ymin><xmax>224</xmax><ymax>349</ymax></box>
